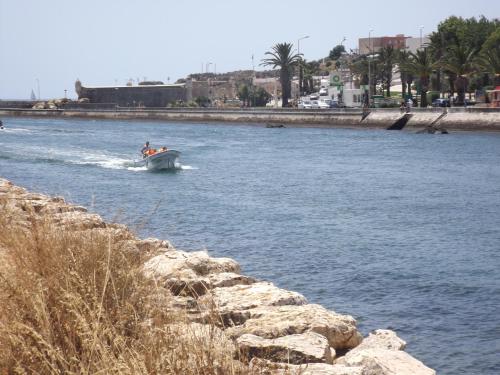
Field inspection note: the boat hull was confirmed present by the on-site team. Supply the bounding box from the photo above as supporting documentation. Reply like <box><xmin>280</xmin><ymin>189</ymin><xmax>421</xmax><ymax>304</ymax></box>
<box><xmin>135</xmin><ymin>150</ymin><xmax>180</xmax><ymax>170</ymax></box>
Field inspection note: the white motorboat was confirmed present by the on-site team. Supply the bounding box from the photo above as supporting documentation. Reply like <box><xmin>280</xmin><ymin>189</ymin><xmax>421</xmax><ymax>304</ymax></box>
<box><xmin>135</xmin><ymin>150</ymin><xmax>180</xmax><ymax>170</ymax></box>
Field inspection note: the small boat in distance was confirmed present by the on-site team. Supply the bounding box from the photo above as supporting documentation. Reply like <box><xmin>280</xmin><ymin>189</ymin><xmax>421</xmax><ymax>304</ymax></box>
<box><xmin>134</xmin><ymin>148</ymin><xmax>181</xmax><ymax>170</ymax></box>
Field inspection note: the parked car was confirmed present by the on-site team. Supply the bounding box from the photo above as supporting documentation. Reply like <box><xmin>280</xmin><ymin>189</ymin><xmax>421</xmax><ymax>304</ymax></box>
<box><xmin>318</xmin><ymin>100</ymin><xmax>330</xmax><ymax>109</ymax></box>
<box><xmin>432</xmin><ymin>98</ymin><xmax>450</xmax><ymax>107</ymax></box>
<box><xmin>462</xmin><ymin>98</ymin><xmax>476</xmax><ymax>106</ymax></box>
<box><xmin>309</xmin><ymin>93</ymin><xmax>320</xmax><ymax>100</ymax></box>
<box><xmin>319</xmin><ymin>87</ymin><xmax>328</xmax><ymax>96</ymax></box>
<box><xmin>310</xmin><ymin>100</ymin><xmax>319</xmax><ymax>108</ymax></box>
<box><xmin>298</xmin><ymin>100</ymin><xmax>312</xmax><ymax>109</ymax></box>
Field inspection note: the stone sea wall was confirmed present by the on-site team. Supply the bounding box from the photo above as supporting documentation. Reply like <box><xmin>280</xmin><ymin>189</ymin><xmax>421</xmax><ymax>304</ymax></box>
<box><xmin>0</xmin><ymin>108</ymin><xmax>362</xmax><ymax>127</ymax></box>
<box><xmin>2</xmin><ymin>107</ymin><xmax>499</xmax><ymax>131</ymax></box>
<box><xmin>0</xmin><ymin>177</ymin><xmax>436</xmax><ymax>374</ymax></box>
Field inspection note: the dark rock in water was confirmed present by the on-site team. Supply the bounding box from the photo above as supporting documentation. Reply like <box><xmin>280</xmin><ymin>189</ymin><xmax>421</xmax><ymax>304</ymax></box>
<box><xmin>416</xmin><ymin>126</ymin><xmax>448</xmax><ymax>134</ymax></box>
<box><xmin>266</xmin><ymin>123</ymin><xmax>285</xmax><ymax>128</ymax></box>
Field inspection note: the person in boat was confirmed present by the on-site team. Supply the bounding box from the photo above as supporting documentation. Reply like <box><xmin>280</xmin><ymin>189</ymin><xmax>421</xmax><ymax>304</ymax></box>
<box><xmin>141</xmin><ymin>141</ymin><xmax>151</xmax><ymax>158</ymax></box>
<box><xmin>0</xmin><ymin>120</ymin><xmax>4</xmax><ymax>130</ymax></box>
<box><xmin>159</xmin><ymin>146</ymin><xmax>168</xmax><ymax>152</ymax></box>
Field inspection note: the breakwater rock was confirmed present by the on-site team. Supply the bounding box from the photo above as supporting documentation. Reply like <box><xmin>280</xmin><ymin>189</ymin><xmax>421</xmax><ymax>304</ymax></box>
<box><xmin>0</xmin><ymin>178</ymin><xmax>436</xmax><ymax>374</ymax></box>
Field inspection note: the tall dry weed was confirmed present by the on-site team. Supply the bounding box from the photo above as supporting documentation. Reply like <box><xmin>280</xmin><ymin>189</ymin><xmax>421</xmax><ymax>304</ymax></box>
<box><xmin>0</xmin><ymin>198</ymin><xmax>253</xmax><ymax>374</ymax></box>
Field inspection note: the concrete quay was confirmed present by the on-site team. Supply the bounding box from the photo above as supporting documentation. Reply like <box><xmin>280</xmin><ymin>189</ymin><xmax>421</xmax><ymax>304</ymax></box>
<box><xmin>1</xmin><ymin>107</ymin><xmax>499</xmax><ymax>131</ymax></box>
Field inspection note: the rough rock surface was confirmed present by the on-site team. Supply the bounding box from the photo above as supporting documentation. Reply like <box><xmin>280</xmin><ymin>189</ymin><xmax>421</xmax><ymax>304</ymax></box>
<box><xmin>352</xmin><ymin>329</ymin><xmax>407</xmax><ymax>351</ymax></box>
<box><xmin>238</xmin><ymin>331</ymin><xmax>333</xmax><ymax>364</ymax></box>
<box><xmin>227</xmin><ymin>304</ymin><xmax>362</xmax><ymax>350</ymax></box>
<box><xmin>203</xmin><ymin>282</ymin><xmax>308</xmax><ymax>316</ymax></box>
<box><xmin>0</xmin><ymin>178</ymin><xmax>436</xmax><ymax>374</ymax></box>
<box><xmin>250</xmin><ymin>358</ymin><xmax>364</xmax><ymax>375</ymax></box>
<box><xmin>340</xmin><ymin>349</ymin><xmax>436</xmax><ymax>375</ymax></box>
<box><xmin>335</xmin><ymin>330</ymin><xmax>435</xmax><ymax>375</ymax></box>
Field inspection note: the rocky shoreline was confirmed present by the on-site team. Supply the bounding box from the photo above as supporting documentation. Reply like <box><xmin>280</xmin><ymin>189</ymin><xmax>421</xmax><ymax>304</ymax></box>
<box><xmin>0</xmin><ymin>177</ymin><xmax>436</xmax><ymax>374</ymax></box>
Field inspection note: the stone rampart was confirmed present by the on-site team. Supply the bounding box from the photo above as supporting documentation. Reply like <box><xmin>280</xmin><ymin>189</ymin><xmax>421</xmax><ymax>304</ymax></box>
<box><xmin>77</xmin><ymin>84</ymin><xmax>187</xmax><ymax>107</ymax></box>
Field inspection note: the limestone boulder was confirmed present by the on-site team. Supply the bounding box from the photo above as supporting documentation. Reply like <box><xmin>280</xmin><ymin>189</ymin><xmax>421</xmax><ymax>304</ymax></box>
<box><xmin>204</xmin><ymin>282</ymin><xmax>307</xmax><ymax>319</ymax></box>
<box><xmin>207</xmin><ymin>272</ymin><xmax>256</xmax><ymax>288</ymax></box>
<box><xmin>135</xmin><ymin>237</ymin><xmax>173</xmax><ymax>254</ymax></box>
<box><xmin>32</xmin><ymin>102</ymin><xmax>46</xmax><ymax>109</ymax></box>
<box><xmin>50</xmin><ymin>211</ymin><xmax>106</xmax><ymax>230</ymax></box>
<box><xmin>333</xmin><ymin>329</ymin><xmax>434</xmax><ymax>374</ymax></box>
<box><xmin>143</xmin><ymin>250</ymin><xmax>193</xmax><ymax>278</ymax></box>
<box><xmin>143</xmin><ymin>250</ymin><xmax>244</xmax><ymax>297</ymax></box>
<box><xmin>144</xmin><ymin>250</ymin><xmax>239</xmax><ymax>277</ymax></box>
<box><xmin>165</xmin><ymin>268</ymin><xmax>210</xmax><ymax>297</ymax></box>
<box><xmin>250</xmin><ymin>358</ymin><xmax>363</xmax><ymax>375</ymax></box>
<box><xmin>237</xmin><ymin>332</ymin><xmax>334</xmax><ymax>364</ymax></box>
<box><xmin>340</xmin><ymin>348</ymin><xmax>436</xmax><ymax>375</ymax></box>
<box><xmin>184</xmin><ymin>251</ymin><xmax>240</xmax><ymax>275</ymax></box>
<box><xmin>354</xmin><ymin>330</ymin><xmax>406</xmax><ymax>352</ymax></box>
<box><xmin>227</xmin><ymin>304</ymin><xmax>362</xmax><ymax>350</ymax></box>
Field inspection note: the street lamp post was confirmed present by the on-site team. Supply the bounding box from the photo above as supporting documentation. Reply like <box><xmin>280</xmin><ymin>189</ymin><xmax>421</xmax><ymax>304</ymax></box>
<box><xmin>36</xmin><ymin>78</ymin><xmax>40</xmax><ymax>100</ymax></box>
<box><xmin>297</xmin><ymin>35</ymin><xmax>309</xmax><ymax>100</ymax></box>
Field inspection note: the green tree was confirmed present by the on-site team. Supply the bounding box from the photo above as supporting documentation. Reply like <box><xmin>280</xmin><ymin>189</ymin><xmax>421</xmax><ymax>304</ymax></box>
<box><xmin>396</xmin><ymin>50</ymin><xmax>414</xmax><ymax>99</ymax></box>
<box><xmin>402</xmin><ymin>49</ymin><xmax>434</xmax><ymax>107</ymax></box>
<box><xmin>349</xmin><ymin>55</ymin><xmax>369</xmax><ymax>86</ymax></box>
<box><xmin>429</xmin><ymin>16</ymin><xmax>500</xmax><ymax>93</ymax></box>
<box><xmin>378</xmin><ymin>46</ymin><xmax>397</xmax><ymax>97</ymax></box>
<box><xmin>261</xmin><ymin>43</ymin><xmax>301</xmax><ymax>107</ymax></box>
<box><xmin>441</xmin><ymin>45</ymin><xmax>478</xmax><ymax>105</ymax></box>
<box><xmin>252</xmin><ymin>87</ymin><xmax>271</xmax><ymax>106</ymax></box>
<box><xmin>237</xmin><ymin>84</ymin><xmax>271</xmax><ymax>107</ymax></box>
<box><xmin>237</xmin><ymin>84</ymin><xmax>250</xmax><ymax>106</ymax></box>
<box><xmin>329</xmin><ymin>45</ymin><xmax>346</xmax><ymax>60</ymax></box>
<box><xmin>477</xmin><ymin>27</ymin><xmax>500</xmax><ymax>86</ymax></box>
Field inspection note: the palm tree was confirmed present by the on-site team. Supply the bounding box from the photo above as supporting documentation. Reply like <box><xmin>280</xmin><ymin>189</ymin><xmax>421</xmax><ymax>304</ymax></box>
<box><xmin>402</xmin><ymin>49</ymin><xmax>434</xmax><ymax>107</ymax></box>
<box><xmin>441</xmin><ymin>45</ymin><xmax>478</xmax><ymax>105</ymax></box>
<box><xmin>477</xmin><ymin>47</ymin><xmax>500</xmax><ymax>86</ymax></box>
<box><xmin>261</xmin><ymin>43</ymin><xmax>301</xmax><ymax>107</ymax></box>
<box><xmin>378</xmin><ymin>46</ymin><xmax>397</xmax><ymax>97</ymax></box>
<box><xmin>396</xmin><ymin>50</ymin><xmax>413</xmax><ymax>99</ymax></box>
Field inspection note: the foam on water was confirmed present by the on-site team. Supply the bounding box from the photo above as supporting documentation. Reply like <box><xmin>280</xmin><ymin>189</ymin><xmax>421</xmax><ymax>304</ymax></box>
<box><xmin>127</xmin><ymin>166</ymin><xmax>148</xmax><ymax>172</ymax></box>
<box><xmin>0</xmin><ymin>143</ymin><xmax>134</xmax><ymax>170</ymax></box>
<box><xmin>1</xmin><ymin>127</ymin><xmax>34</xmax><ymax>134</ymax></box>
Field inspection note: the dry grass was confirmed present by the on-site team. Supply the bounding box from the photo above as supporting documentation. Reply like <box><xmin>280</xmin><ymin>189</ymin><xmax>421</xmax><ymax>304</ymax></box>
<box><xmin>0</xmin><ymin>199</ymin><xmax>253</xmax><ymax>375</ymax></box>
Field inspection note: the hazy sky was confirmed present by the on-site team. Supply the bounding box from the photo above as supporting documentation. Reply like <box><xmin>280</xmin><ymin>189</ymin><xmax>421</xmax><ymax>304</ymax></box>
<box><xmin>1</xmin><ymin>0</ymin><xmax>499</xmax><ymax>99</ymax></box>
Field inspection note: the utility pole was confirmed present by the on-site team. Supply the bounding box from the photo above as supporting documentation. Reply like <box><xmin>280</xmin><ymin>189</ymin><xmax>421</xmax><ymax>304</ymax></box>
<box><xmin>297</xmin><ymin>35</ymin><xmax>309</xmax><ymax>100</ymax></box>
<box><xmin>368</xmin><ymin>30</ymin><xmax>373</xmax><ymax>103</ymax></box>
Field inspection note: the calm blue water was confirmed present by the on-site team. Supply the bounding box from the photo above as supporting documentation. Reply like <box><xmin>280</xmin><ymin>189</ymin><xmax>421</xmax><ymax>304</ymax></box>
<box><xmin>1</xmin><ymin>117</ymin><xmax>499</xmax><ymax>374</ymax></box>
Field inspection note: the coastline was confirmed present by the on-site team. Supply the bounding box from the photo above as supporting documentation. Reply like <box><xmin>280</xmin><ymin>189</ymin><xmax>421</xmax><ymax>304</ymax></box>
<box><xmin>0</xmin><ymin>177</ymin><xmax>436</xmax><ymax>374</ymax></box>
<box><xmin>1</xmin><ymin>107</ymin><xmax>500</xmax><ymax>132</ymax></box>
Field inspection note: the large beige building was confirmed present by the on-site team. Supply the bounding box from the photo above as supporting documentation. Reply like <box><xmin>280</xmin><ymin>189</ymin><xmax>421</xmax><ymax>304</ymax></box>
<box><xmin>358</xmin><ymin>34</ymin><xmax>431</xmax><ymax>54</ymax></box>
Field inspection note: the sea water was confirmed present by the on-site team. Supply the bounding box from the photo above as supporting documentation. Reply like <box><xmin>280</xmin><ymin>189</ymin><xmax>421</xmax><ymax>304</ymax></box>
<box><xmin>1</xmin><ymin>117</ymin><xmax>499</xmax><ymax>375</ymax></box>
